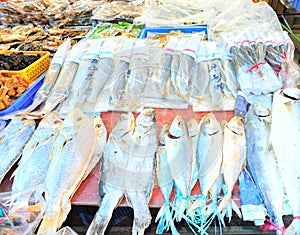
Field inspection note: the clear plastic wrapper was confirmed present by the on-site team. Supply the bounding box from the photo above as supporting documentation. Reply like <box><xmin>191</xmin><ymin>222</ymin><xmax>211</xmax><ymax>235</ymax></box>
<box><xmin>192</xmin><ymin>41</ymin><xmax>235</xmax><ymax>112</ymax></box>
<box><xmin>124</xmin><ymin>39</ymin><xmax>150</xmax><ymax>110</ymax></box>
<box><xmin>109</xmin><ymin>38</ymin><xmax>134</xmax><ymax>110</ymax></box>
<box><xmin>31</xmin><ymin>41</ymin><xmax>88</xmax><ymax>116</ymax></box>
<box><xmin>175</xmin><ymin>34</ymin><xmax>201</xmax><ymax>101</ymax></box>
<box><xmin>91</xmin><ymin>1</ymin><xmax>143</xmax><ymax>24</ymax></box>
<box><xmin>0</xmin><ymin>191</ymin><xmax>46</xmax><ymax>235</ymax></box>
<box><xmin>84</xmin><ymin>37</ymin><xmax>126</xmax><ymax>113</ymax></box>
<box><xmin>58</xmin><ymin>40</ymin><xmax>103</xmax><ymax>118</ymax></box>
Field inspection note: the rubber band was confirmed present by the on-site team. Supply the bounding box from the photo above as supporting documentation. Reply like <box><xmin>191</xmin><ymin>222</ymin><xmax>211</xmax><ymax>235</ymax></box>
<box><xmin>259</xmin><ymin>218</ymin><xmax>286</xmax><ymax>234</ymax></box>
<box><xmin>246</xmin><ymin>62</ymin><xmax>266</xmax><ymax>73</ymax></box>
<box><xmin>294</xmin><ymin>216</ymin><xmax>300</xmax><ymax>220</ymax></box>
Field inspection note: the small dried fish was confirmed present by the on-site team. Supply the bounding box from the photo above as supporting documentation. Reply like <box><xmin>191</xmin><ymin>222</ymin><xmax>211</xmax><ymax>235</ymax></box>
<box><xmin>155</xmin><ymin>124</ymin><xmax>179</xmax><ymax>235</ymax></box>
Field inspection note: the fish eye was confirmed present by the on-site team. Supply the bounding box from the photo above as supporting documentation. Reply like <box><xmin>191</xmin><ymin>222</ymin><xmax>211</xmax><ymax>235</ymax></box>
<box><xmin>95</xmin><ymin>124</ymin><xmax>101</xmax><ymax>128</ymax></box>
<box><xmin>76</xmin><ymin>117</ymin><xmax>82</xmax><ymax>122</ymax></box>
<box><xmin>54</xmin><ymin>120</ymin><xmax>60</xmax><ymax>124</ymax></box>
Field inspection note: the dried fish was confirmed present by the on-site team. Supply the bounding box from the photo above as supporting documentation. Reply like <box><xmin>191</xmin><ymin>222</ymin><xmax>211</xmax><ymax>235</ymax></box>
<box><xmin>11</xmin><ymin>113</ymin><xmax>63</xmax><ymax>202</ymax></box>
<box><xmin>0</xmin><ymin>117</ymin><xmax>35</xmax><ymax>184</ymax></box>
<box><xmin>270</xmin><ymin>88</ymin><xmax>300</xmax><ymax>234</ymax></box>
<box><xmin>37</xmin><ymin>108</ymin><xmax>102</xmax><ymax>234</ymax></box>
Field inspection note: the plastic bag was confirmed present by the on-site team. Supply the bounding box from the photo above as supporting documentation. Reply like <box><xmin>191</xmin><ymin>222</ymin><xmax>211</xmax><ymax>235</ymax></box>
<box><xmin>58</xmin><ymin>39</ymin><xmax>102</xmax><ymax>118</ymax></box>
<box><xmin>0</xmin><ymin>191</ymin><xmax>46</xmax><ymax>235</ymax></box>
<box><xmin>223</xmin><ymin>31</ymin><xmax>282</xmax><ymax>95</ymax></box>
<box><xmin>56</xmin><ymin>226</ymin><xmax>78</xmax><ymax>235</ymax></box>
<box><xmin>265</xmin><ymin>31</ymin><xmax>300</xmax><ymax>89</ymax></box>
<box><xmin>238</xmin><ymin>168</ymin><xmax>266</xmax><ymax>226</ymax></box>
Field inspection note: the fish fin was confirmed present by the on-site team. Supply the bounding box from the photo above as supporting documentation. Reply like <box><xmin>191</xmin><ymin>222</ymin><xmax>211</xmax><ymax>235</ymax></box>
<box><xmin>186</xmin><ymin>198</ymin><xmax>205</xmax><ymax>216</ymax></box>
<box><xmin>217</xmin><ymin>194</ymin><xmax>230</xmax><ymax>215</ymax></box>
<box><xmin>37</xmin><ymin>212</ymin><xmax>61</xmax><ymax>235</ymax></box>
<box><xmin>155</xmin><ymin>204</ymin><xmax>166</xmax><ymax>222</ymax></box>
<box><xmin>231</xmin><ymin>199</ymin><xmax>242</xmax><ymax>219</ymax></box>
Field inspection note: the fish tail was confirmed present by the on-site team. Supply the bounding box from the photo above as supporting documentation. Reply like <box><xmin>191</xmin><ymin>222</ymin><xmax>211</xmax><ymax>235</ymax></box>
<box><xmin>217</xmin><ymin>194</ymin><xmax>231</xmax><ymax>220</ymax></box>
<box><xmin>186</xmin><ymin>197</ymin><xmax>206</xmax><ymax>216</ymax></box>
<box><xmin>37</xmin><ymin>212</ymin><xmax>60</xmax><ymax>235</ymax></box>
<box><xmin>86</xmin><ymin>211</ymin><xmax>110</xmax><ymax>235</ymax></box>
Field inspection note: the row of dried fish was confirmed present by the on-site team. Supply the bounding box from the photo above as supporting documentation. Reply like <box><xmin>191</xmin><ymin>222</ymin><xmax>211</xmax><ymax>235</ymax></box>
<box><xmin>0</xmin><ymin>24</ymin><xmax>91</xmax><ymax>54</ymax></box>
<box><xmin>85</xmin><ymin>87</ymin><xmax>300</xmax><ymax>235</ymax></box>
<box><xmin>0</xmin><ymin>86</ymin><xmax>299</xmax><ymax>234</ymax></box>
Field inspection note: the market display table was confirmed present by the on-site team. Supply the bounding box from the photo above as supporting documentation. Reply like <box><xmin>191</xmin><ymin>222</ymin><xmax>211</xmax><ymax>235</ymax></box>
<box><xmin>0</xmin><ymin>107</ymin><xmax>240</xmax><ymax>208</ymax></box>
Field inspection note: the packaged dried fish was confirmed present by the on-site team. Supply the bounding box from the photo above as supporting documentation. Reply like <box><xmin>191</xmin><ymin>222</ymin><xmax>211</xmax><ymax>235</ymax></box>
<box><xmin>58</xmin><ymin>39</ymin><xmax>103</xmax><ymax>118</ymax></box>
<box><xmin>176</xmin><ymin>34</ymin><xmax>201</xmax><ymax>101</ymax></box>
<box><xmin>109</xmin><ymin>38</ymin><xmax>135</xmax><ymax>109</ymax></box>
<box><xmin>31</xmin><ymin>41</ymin><xmax>88</xmax><ymax>117</ymax></box>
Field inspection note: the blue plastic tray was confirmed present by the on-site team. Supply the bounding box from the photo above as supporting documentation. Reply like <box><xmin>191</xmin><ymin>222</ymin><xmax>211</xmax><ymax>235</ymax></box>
<box><xmin>0</xmin><ymin>72</ymin><xmax>46</xmax><ymax>117</ymax></box>
<box><xmin>138</xmin><ymin>24</ymin><xmax>209</xmax><ymax>39</ymax></box>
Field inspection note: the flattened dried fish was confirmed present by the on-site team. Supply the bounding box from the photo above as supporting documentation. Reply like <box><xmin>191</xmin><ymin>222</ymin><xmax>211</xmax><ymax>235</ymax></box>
<box><xmin>11</xmin><ymin>113</ymin><xmax>63</xmax><ymax>202</ymax></box>
<box><xmin>87</xmin><ymin>109</ymin><xmax>157</xmax><ymax>235</ymax></box>
<box><xmin>0</xmin><ymin>117</ymin><xmax>35</xmax><ymax>184</ymax></box>
<box><xmin>37</xmin><ymin>108</ymin><xmax>100</xmax><ymax>234</ymax></box>
<box><xmin>270</xmin><ymin>88</ymin><xmax>300</xmax><ymax>234</ymax></box>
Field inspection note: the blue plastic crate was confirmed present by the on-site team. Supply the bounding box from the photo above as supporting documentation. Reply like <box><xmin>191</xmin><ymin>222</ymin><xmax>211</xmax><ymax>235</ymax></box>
<box><xmin>138</xmin><ymin>24</ymin><xmax>209</xmax><ymax>39</ymax></box>
<box><xmin>0</xmin><ymin>72</ymin><xmax>46</xmax><ymax>117</ymax></box>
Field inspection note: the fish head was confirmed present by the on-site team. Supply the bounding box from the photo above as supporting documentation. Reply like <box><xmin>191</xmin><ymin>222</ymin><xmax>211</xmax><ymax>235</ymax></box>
<box><xmin>38</xmin><ymin>112</ymin><xmax>63</xmax><ymax>130</ymax></box>
<box><xmin>226</xmin><ymin>116</ymin><xmax>244</xmax><ymax>135</ymax></box>
<box><xmin>187</xmin><ymin>118</ymin><xmax>199</xmax><ymax>138</ymax></box>
<box><xmin>169</xmin><ymin>115</ymin><xmax>188</xmax><ymax>138</ymax></box>
<box><xmin>8</xmin><ymin>117</ymin><xmax>35</xmax><ymax>131</ymax></box>
<box><xmin>200</xmin><ymin>113</ymin><xmax>221</xmax><ymax>136</ymax></box>
<box><xmin>112</xmin><ymin>112</ymin><xmax>135</xmax><ymax>138</ymax></box>
<box><xmin>159</xmin><ymin>124</ymin><xmax>170</xmax><ymax>145</ymax></box>
<box><xmin>252</xmin><ymin>102</ymin><xmax>270</xmax><ymax>117</ymax></box>
<box><xmin>135</xmin><ymin>108</ymin><xmax>157</xmax><ymax>135</ymax></box>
